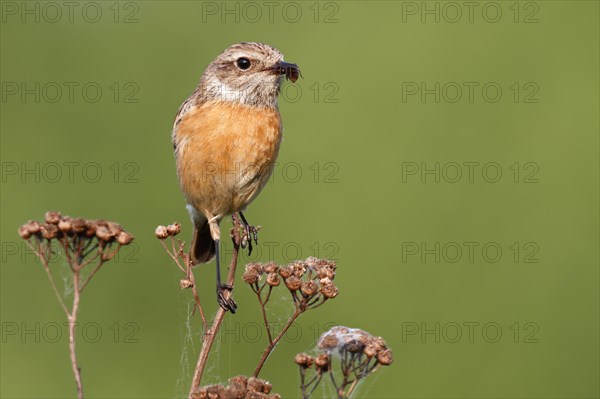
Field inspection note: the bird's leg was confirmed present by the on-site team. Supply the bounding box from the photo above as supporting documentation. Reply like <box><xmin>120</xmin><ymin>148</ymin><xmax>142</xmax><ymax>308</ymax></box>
<box><xmin>214</xmin><ymin>239</ymin><xmax>237</xmax><ymax>313</ymax></box>
<box><xmin>208</xmin><ymin>217</ymin><xmax>236</xmax><ymax>313</ymax></box>
<box><xmin>238</xmin><ymin>211</ymin><xmax>260</xmax><ymax>256</ymax></box>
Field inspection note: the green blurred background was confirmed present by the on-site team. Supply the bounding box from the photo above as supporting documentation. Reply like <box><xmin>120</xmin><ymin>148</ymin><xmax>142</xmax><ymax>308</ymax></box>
<box><xmin>1</xmin><ymin>1</ymin><xmax>598</xmax><ymax>398</ymax></box>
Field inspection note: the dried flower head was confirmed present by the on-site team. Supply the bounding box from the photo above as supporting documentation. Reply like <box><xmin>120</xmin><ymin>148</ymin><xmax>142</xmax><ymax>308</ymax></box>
<box><xmin>314</xmin><ymin>353</ymin><xmax>330</xmax><ymax>373</ymax></box>
<box><xmin>263</xmin><ymin>261</ymin><xmax>278</xmax><ymax>274</ymax></box>
<box><xmin>167</xmin><ymin>222</ymin><xmax>181</xmax><ymax>235</ymax></box>
<box><xmin>58</xmin><ymin>217</ymin><xmax>73</xmax><ymax>232</ymax></box>
<box><xmin>277</xmin><ymin>265</ymin><xmax>293</xmax><ymax>279</ymax></box>
<box><xmin>71</xmin><ymin>218</ymin><xmax>86</xmax><ymax>233</ymax></box>
<box><xmin>320</xmin><ymin>283</ymin><xmax>339</xmax><ymax>299</ymax></box>
<box><xmin>284</xmin><ymin>275</ymin><xmax>302</xmax><ymax>291</ymax></box>
<box><xmin>95</xmin><ymin>225</ymin><xmax>112</xmax><ymax>241</ymax></box>
<box><xmin>19</xmin><ymin>213</ymin><xmax>134</xmax><ymax>247</ymax></box>
<box><xmin>40</xmin><ymin>223</ymin><xmax>58</xmax><ymax>240</ymax></box>
<box><xmin>266</xmin><ymin>272</ymin><xmax>280</xmax><ymax>287</ymax></box>
<box><xmin>18</xmin><ymin>225</ymin><xmax>31</xmax><ymax>239</ymax></box>
<box><xmin>116</xmin><ymin>231</ymin><xmax>134</xmax><ymax>245</ymax></box>
<box><xmin>25</xmin><ymin>220</ymin><xmax>41</xmax><ymax>234</ymax></box>
<box><xmin>180</xmin><ymin>279</ymin><xmax>194</xmax><ymax>289</ymax></box>
<box><xmin>318</xmin><ymin>326</ymin><xmax>393</xmax><ymax>365</ymax></box>
<box><xmin>192</xmin><ymin>376</ymin><xmax>279</xmax><ymax>399</ymax></box>
<box><xmin>289</xmin><ymin>260</ymin><xmax>307</xmax><ymax>278</ymax></box>
<box><xmin>294</xmin><ymin>353</ymin><xmax>314</xmax><ymax>368</ymax></box>
<box><xmin>243</xmin><ymin>263</ymin><xmax>263</xmax><ymax>285</ymax></box>
<box><xmin>44</xmin><ymin>211</ymin><xmax>61</xmax><ymax>224</ymax></box>
<box><xmin>155</xmin><ymin>225</ymin><xmax>169</xmax><ymax>239</ymax></box>
<box><xmin>300</xmin><ymin>280</ymin><xmax>318</xmax><ymax>297</ymax></box>
<box><xmin>84</xmin><ymin>220</ymin><xmax>97</xmax><ymax>237</ymax></box>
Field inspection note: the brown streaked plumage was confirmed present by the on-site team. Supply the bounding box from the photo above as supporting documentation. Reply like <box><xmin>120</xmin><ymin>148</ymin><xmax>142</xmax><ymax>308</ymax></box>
<box><xmin>172</xmin><ymin>42</ymin><xmax>300</xmax><ymax>312</ymax></box>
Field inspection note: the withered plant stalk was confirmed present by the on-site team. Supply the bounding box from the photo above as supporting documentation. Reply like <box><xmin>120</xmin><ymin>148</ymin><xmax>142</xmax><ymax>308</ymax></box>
<box><xmin>188</xmin><ymin>223</ymin><xmax>240</xmax><ymax>396</ymax></box>
<box><xmin>155</xmin><ymin>217</ymin><xmax>244</xmax><ymax>398</ymax></box>
<box><xmin>19</xmin><ymin>212</ymin><xmax>134</xmax><ymax>399</ymax></box>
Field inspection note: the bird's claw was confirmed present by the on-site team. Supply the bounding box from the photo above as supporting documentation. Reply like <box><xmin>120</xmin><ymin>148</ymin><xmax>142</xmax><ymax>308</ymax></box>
<box><xmin>217</xmin><ymin>283</ymin><xmax>237</xmax><ymax>313</ymax></box>
<box><xmin>240</xmin><ymin>224</ymin><xmax>260</xmax><ymax>256</ymax></box>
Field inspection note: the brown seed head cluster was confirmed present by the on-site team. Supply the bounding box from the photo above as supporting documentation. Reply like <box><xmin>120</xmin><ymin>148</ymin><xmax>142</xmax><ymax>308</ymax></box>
<box><xmin>294</xmin><ymin>352</ymin><xmax>331</xmax><ymax>374</ymax></box>
<box><xmin>243</xmin><ymin>257</ymin><xmax>339</xmax><ymax>307</ymax></box>
<box><xmin>155</xmin><ymin>223</ymin><xmax>181</xmax><ymax>239</ymax></box>
<box><xmin>192</xmin><ymin>375</ymin><xmax>280</xmax><ymax>399</ymax></box>
<box><xmin>317</xmin><ymin>326</ymin><xmax>393</xmax><ymax>366</ymax></box>
<box><xmin>19</xmin><ymin>211</ymin><xmax>134</xmax><ymax>245</ymax></box>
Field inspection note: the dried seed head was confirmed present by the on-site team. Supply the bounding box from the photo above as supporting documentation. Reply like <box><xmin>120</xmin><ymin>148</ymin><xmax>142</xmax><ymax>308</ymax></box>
<box><xmin>277</xmin><ymin>265</ymin><xmax>293</xmax><ymax>279</ymax></box>
<box><xmin>71</xmin><ymin>218</ymin><xmax>86</xmax><ymax>233</ymax></box>
<box><xmin>318</xmin><ymin>326</ymin><xmax>391</xmax><ymax>366</ymax></box>
<box><xmin>58</xmin><ymin>216</ymin><xmax>72</xmax><ymax>232</ymax></box>
<box><xmin>317</xmin><ymin>334</ymin><xmax>339</xmax><ymax>351</ymax></box>
<box><xmin>346</xmin><ymin>339</ymin><xmax>364</xmax><ymax>353</ymax></box>
<box><xmin>228</xmin><ymin>375</ymin><xmax>248</xmax><ymax>389</ymax></box>
<box><xmin>372</xmin><ymin>337</ymin><xmax>387</xmax><ymax>351</ymax></box>
<box><xmin>246</xmin><ymin>377</ymin><xmax>265</xmax><ymax>393</ymax></box>
<box><xmin>116</xmin><ymin>231</ymin><xmax>134</xmax><ymax>245</ymax></box>
<box><xmin>180</xmin><ymin>279</ymin><xmax>193</xmax><ymax>289</ymax></box>
<box><xmin>319</xmin><ymin>277</ymin><xmax>332</xmax><ymax>286</ymax></box>
<box><xmin>243</xmin><ymin>264</ymin><xmax>261</xmax><ymax>285</ymax></box>
<box><xmin>316</xmin><ymin>267</ymin><xmax>335</xmax><ymax>279</ymax></box>
<box><xmin>95</xmin><ymin>225</ymin><xmax>112</xmax><ymax>241</ymax></box>
<box><xmin>364</xmin><ymin>344</ymin><xmax>378</xmax><ymax>358</ymax></box>
<box><xmin>320</xmin><ymin>283</ymin><xmax>339</xmax><ymax>299</ymax></box>
<box><xmin>25</xmin><ymin>220</ymin><xmax>41</xmax><ymax>234</ymax></box>
<box><xmin>289</xmin><ymin>260</ymin><xmax>307</xmax><ymax>277</ymax></box>
<box><xmin>192</xmin><ymin>387</ymin><xmax>207</xmax><ymax>399</ymax></box>
<box><xmin>315</xmin><ymin>353</ymin><xmax>330</xmax><ymax>372</ymax></box>
<box><xmin>85</xmin><ymin>221</ymin><xmax>97</xmax><ymax>237</ymax></box>
<box><xmin>107</xmin><ymin>221</ymin><xmax>122</xmax><ymax>236</ymax></box>
<box><xmin>40</xmin><ymin>223</ymin><xmax>58</xmax><ymax>240</ymax></box>
<box><xmin>294</xmin><ymin>353</ymin><xmax>314</xmax><ymax>368</ymax></box>
<box><xmin>285</xmin><ymin>275</ymin><xmax>301</xmax><ymax>291</ymax></box>
<box><xmin>300</xmin><ymin>280</ymin><xmax>318</xmax><ymax>297</ymax></box>
<box><xmin>18</xmin><ymin>225</ymin><xmax>31</xmax><ymax>239</ymax></box>
<box><xmin>167</xmin><ymin>222</ymin><xmax>181</xmax><ymax>235</ymax></box>
<box><xmin>155</xmin><ymin>225</ymin><xmax>169</xmax><ymax>239</ymax></box>
<box><xmin>246</xmin><ymin>262</ymin><xmax>263</xmax><ymax>274</ymax></box>
<box><xmin>44</xmin><ymin>211</ymin><xmax>61</xmax><ymax>224</ymax></box>
<box><xmin>263</xmin><ymin>261</ymin><xmax>278</xmax><ymax>274</ymax></box>
<box><xmin>377</xmin><ymin>348</ymin><xmax>393</xmax><ymax>365</ymax></box>
<box><xmin>305</xmin><ymin>256</ymin><xmax>318</xmax><ymax>269</ymax></box>
<box><xmin>196</xmin><ymin>375</ymin><xmax>279</xmax><ymax>399</ymax></box>
<box><xmin>243</xmin><ymin>269</ymin><xmax>259</xmax><ymax>285</ymax></box>
<box><xmin>262</xmin><ymin>381</ymin><xmax>272</xmax><ymax>394</ymax></box>
<box><xmin>266</xmin><ymin>272</ymin><xmax>280</xmax><ymax>286</ymax></box>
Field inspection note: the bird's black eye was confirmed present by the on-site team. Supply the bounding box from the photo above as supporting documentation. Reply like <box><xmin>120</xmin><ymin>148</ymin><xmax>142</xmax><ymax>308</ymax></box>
<box><xmin>236</xmin><ymin>57</ymin><xmax>251</xmax><ymax>70</ymax></box>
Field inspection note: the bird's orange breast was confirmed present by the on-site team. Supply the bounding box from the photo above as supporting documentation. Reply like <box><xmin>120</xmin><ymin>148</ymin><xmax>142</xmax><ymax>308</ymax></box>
<box><xmin>173</xmin><ymin>100</ymin><xmax>282</xmax><ymax>218</ymax></box>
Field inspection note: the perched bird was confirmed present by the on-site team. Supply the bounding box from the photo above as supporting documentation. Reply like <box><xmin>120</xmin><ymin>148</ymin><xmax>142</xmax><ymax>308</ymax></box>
<box><xmin>172</xmin><ymin>42</ymin><xmax>300</xmax><ymax>312</ymax></box>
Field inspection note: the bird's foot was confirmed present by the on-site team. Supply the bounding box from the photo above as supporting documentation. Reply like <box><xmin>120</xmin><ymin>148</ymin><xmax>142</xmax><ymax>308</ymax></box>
<box><xmin>240</xmin><ymin>224</ymin><xmax>260</xmax><ymax>256</ymax></box>
<box><xmin>217</xmin><ymin>283</ymin><xmax>237</xmax><ymax>313</ymax></box>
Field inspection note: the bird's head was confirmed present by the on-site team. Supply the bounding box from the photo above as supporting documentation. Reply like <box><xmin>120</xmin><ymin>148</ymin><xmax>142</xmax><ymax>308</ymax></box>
<box><xmin>198</xmin><ymin>42</ymin><xmax>300</xmax><ymax>107</ymax></box>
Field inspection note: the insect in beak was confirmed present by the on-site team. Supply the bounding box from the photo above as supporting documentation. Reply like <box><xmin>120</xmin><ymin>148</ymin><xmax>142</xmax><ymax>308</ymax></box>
<box><xmin>275</xmin><ymin>61</ymin><xmax>301</xmax><ymax>83</ymax></box>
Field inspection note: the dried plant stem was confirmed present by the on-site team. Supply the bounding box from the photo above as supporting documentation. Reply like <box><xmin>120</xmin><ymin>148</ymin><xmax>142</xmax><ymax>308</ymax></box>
<box><xmin>255</xmin><ymin>284</ymin><xmax>274</xmax><ymax>344</ymax></box>
<box><xmin>20</xmin><ymin>213</ymin><xmax>134</xmax><ymax>399</ymax></box>
<box><xmin>69</xmin><ymin>272</ymin><xmax>83</xmax><ymax>399</ymax></box>
<box><xmin>26</xmin><ymin>239</ymin><xmax>85</xmax><ymax>399</ymax></box>
<box><xmin>186</xmin><ymin>262</ymin><xmax>208</xmax><ymax>331</ymax></box>
<box><xmin>253</xmin><ymin>307</ymin><xmax>302</xmax><ymax>377</ymax></box>
<box><xmin>188</xmin><ymin>224</ymin><xmax>241</xmax><ymax>398</ymax></box>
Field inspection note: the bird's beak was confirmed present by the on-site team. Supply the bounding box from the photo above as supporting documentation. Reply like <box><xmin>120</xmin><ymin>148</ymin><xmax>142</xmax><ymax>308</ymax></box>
<box><xmin>274</xmin><ymin>61</ymin><xmax>301</xmax><ymax>83</ymax></box>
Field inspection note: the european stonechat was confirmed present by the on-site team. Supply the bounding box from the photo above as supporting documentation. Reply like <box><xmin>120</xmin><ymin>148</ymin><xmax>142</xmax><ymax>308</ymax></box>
<box><xmin>172</xmin><ymin>42</ymin><xmax>300</xmax><ymax>312</ymax></box>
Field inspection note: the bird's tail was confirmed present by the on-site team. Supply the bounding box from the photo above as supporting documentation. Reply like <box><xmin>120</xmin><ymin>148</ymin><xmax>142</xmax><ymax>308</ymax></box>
<box><xmin>190</xmin><ymin>220</ymin><xmax>216</xmax><ymax>265</ymax></box>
